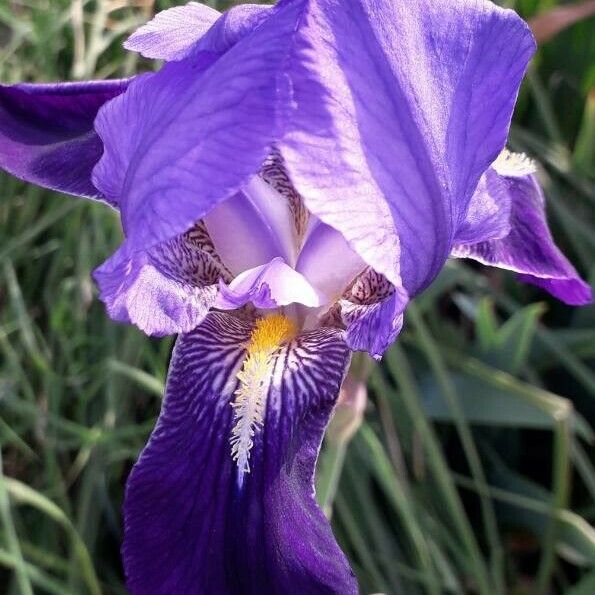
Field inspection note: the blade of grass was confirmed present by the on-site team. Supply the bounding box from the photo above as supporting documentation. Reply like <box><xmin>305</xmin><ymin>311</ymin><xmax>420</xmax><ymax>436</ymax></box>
<box><xmin>408</xmin><ymin>304</ymin><xmax>505</xmax><ymax>595</ymax></box>
<box><xmin>379</xmin><ymin>345</ymin><xmax>492</xmax><ymax>595</ymax></box>
<box><xmin>0</xmin><ymin>449</ymin><xmax>34</xmax><ymax>595</ymax></box>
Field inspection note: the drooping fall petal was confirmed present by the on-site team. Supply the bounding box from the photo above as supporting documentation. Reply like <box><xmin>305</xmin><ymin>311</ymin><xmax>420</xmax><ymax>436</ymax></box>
<box><xmin>123</xmin><ymin>312</ymin><xmax>357</xmax><ymax>594</ymax></box>
<box><xmin>0</xmin><ymin>80</ymin><xmax>129</xmax><ymax>203</ymax></box>
<box><xmin>453</xmin><ymin>172</ymin><xmax>592</xmax><ymax>305</ymax></box>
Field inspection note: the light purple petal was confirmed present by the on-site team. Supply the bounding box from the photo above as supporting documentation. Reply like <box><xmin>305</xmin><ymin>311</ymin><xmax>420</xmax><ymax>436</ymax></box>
<box><xmin>93</xmin><ymin>230</ymin><xmax>227</xmax><ymax>335</ymax></box>
<box><xmin>454</xmin><ymin>168</ymin><xmax>512</xmax><ymax>245</ymax></box>
<box><xmin>204</xmin><ymin>177</ymin><xmax>297</xmax><ymax>276</ymax></box>
<box><xmin>123</xmin><ymin>312</ymin><xmax>357</xmax><ymax>594</ymax></box>
<box><xmin>296</xmin><ymin>219</ymin><xmax>366</xmax><ymax>304</ymax></box>
<box><xmin>187</xmin><ymin>3</ymin><xmax>273</xmax><ymax>56</ymax></box>
<box><xmin>93</xmin><ymin>1</ymin><xmax>301</xmax><ymax>254</ymax></box>
<box><xmin>452</xmin><ymin>173</ymin><xmax>592</xmax><ymax>305</ymax></box>
<box><xmin>124</xmin><ymin>2</ymin><xmax>272</xmax><ymax>62</ymax></box>
<box><xmin>215</xmin><ymin>257</ymin><xmax>324</xmax><ymax>310</ymax></box>
<box><xmin>0</xmin><ymin>79</ymin><xmax>129</xmax><ymax>203</ymax></box>
<box><xmin>278</xmin><ymin>0</ymin><xmax>535</xmax><ymax>296</ymax></box>
<box><xmin>124</xmin><ymin>2</ymin><xmax>220</xmax><ymax>61</ymax></box>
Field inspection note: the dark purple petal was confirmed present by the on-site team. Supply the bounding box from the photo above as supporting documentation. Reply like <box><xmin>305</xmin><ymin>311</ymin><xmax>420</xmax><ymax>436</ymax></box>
<box><xmin>93</xmin><ymin>1</ymin><xmax>298</xmax><ymax>253</ymax></box>
<box><xmin>453</xmin><ymin>173</ymin><xmax>592</xmax><ymax>305</ymax></box>
<box><xmin>93</xmin><ymin>230</ymin><xmax>227</xmax><ymax>335</ymax></box>
<box><xmin>123</xmin><ymin>312</ymin><xmax>357</xmax><ymax>594</ymax></box>
<box><xmin>278</xmin><ymin>0</ymin><xmax>535</xmax><ymax>296</ymax></box>
<box><xmin>124</xmin><ymin>2</ymin><xmax>220</xmax><ymax>61</ymax></box>
<box><xmin>0</xmin><ymin>79</ymin><xmax>129</xmax><ymax>203</ymax></box>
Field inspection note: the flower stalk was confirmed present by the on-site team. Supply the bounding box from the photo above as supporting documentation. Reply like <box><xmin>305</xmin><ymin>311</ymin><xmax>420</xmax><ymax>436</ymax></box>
<box><xmin>317</xmin><ymin>352</ymin><xmax>373</xmax><ymax>519</ymax></box>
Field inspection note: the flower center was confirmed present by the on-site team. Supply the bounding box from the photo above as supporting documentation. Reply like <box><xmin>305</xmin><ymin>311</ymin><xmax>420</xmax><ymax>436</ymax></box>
<box><xmin>230</xmin><ymin>314</ymin><xmax>297</xmax><ymax>480</ymax></box>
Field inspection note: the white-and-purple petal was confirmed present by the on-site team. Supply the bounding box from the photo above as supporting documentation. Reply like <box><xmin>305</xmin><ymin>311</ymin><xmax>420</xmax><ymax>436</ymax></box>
<box><xmin>215</xmin><ymin>257</ymin><xmax>324</xmax><ymax>311</ymax></box>
<box><xmin>94</xmin><ymin>229</ymin><xmax>227</xmax><ymax>336</ymax></box>
<box><xmin>204</xmin><ymin>178</ymin><xmax>298</xmax><ymax>276</ymax></box>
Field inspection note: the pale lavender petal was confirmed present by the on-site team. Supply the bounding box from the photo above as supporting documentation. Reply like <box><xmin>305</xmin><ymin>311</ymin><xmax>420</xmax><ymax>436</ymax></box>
<box><xmin>279</xmin><ymin>0</ymin><xmax>535</xmax><ymax>296</ymax></box>
<box><xmin>215</xmin><ymin>257</ymin><xmax>324</xmax><ymax>310</ymax></box>
<box><xmin>94</xmin><ymin>230</ymin><xmax>227</xmax><ymax>335</ymax></box>
<box><xmin>123</xmin><ymin>312</ymin><xmax>357</xmax><ymax>594</ymax></box>
<box><xmin>189</xmin><ymin>3</ymin><xmax>273</xmax><ymax>56</ymax></box>
<box><xmin>0</xmin><ymin>79</ymin><xmax>129</xmax><ymax>203</ymax></box>
<box><xmin>204</xmin><ymin>177</ymin><xmax>297</xmax><ymax>277</ymax></box>
<box><xmin>93</xmin><ymin>1</ymin><xmax>301</xmax><ymax>255</ymax></box>
<box><xmin>296</xmin><ymin>220</ymin><xmax>366</xmax><ymax>303</ymax></box>
<box><xmin>452</xmin><ymin>173</ymin><xmax>592</xmax><ymax>305</ymax></box>
<box><xmin>124</xmin><ymin>2</ymin><xmax>220</xmax><ymax>61</ymax></box>
<box><xmin>124</xmin><ymin>3</ymin><xmax>272</xmax><ymax>62</ymax></box>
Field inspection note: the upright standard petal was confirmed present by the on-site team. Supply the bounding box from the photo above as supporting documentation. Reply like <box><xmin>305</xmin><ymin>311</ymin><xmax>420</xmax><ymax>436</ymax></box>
<box><xmin>0</xmin><ymin>79</ymin><xmax>129</xmax><ymax>203</ymax></box>
<box><xmin>123</xmin><ymin>312</ymin><xmax>357</xmax><ymax>594</ymax></box>
<box><xmin>452</xmin><ymin>173</ymin><xmax>592</xmax><ymax>305</ymax></box>
<box><xmin>278</xmin><ymin>0</ymin><xmax>536</xmax><ymax>295</ymax></box>
<box><xmin>93</xmin><ymin>0</ymin><xmax>301</xmax><ymax>254</ymax></box>
<box><xmin>124</xmin><ymin>2</ymin><xmax>220</xmax><ymax>61</ymax></box>
<box><xmin>125</xmin><ymin>3</ymin><xmax>273</xmax><ymax>62</ymax></box>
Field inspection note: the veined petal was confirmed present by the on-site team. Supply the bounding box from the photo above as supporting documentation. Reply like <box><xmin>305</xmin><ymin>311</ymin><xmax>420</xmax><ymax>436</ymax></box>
<box><xmin>0</xmin><ymin>79</ymin><xmax>129</xmax><ymax>203</ymax></box>
<box><xmin>94</xmin><ymin>226</ymin><xmax>228</xmax><ymax>335</ymax></box>
<box><xmin>124</xmin><ymin>2</ymin><xmax>220</xmax><ymax>61</ymax></box>
<box><xmin>340</xmin><ymin>268</ymin><xmax>408</xmax><ymax>358</ymax></box>
<box><xmin>93</xmin><ymin>1</ymin><xmax>300</xmax><ymax>254</ymax></box>
<box><xmin>278</xmin><ymin>0</ymin><xmax>535</xmax><ymax>295</ymax></box>
<box><xmin>123</xmin><ymin>312</ymin><xmax>357</xmax><ymax>594</ymax></box>
<box><xmin>452</xmin><ymin>173</ymin><xmax>592</xmax><ymax>305</ymax></box>
<box><xmin>124</xmin><ymin>3</ymin><xmax>273</xmax><ymax>62</ymax></box>
<box><xmin>215</xmin><ymin>257</ymin><xmax>325</xmax><ymax>311</ymax></box>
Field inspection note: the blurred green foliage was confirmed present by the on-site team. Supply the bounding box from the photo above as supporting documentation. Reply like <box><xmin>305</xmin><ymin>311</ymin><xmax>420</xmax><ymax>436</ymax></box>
<box><xmin>0</xmin><ymin>1</ymin><xmax>593</xmax><ymax>594</ymax></box>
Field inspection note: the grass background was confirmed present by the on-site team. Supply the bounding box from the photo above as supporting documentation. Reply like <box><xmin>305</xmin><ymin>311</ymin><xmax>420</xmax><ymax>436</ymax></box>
<box><xmin>0</xmin><ymin>0</ymin><xmax>594</xmax><ymax>593</ymax></box>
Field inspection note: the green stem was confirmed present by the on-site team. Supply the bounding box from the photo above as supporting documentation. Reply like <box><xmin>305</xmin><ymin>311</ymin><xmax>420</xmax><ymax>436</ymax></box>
<box><xmin>317</xmin><ymin>439</ymin><xmax>349</xmax><ymax>519</ymax></box>
<box><xmin>533</xmin><ymin>415</ymin><xmax>571</xmax><ymax>595</ymax></box>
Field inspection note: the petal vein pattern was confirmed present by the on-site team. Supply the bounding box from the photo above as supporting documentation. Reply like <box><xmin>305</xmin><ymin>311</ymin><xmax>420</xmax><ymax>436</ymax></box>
<box><xmin>278</xmin><ymin>0</ymin><xmax>535</xmax><ymax>294</ymax></box>
<box><xmin>123</xmin><ymin>312</ymin><xmax>357</xmax><ymax>594</ymax></box>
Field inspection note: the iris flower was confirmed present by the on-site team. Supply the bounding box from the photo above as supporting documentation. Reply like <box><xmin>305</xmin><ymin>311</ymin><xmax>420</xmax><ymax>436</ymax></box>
<box><xmin>1</xmin><ymin>0</ymin><xmax>591</xmax><ymax>593</ymax></box>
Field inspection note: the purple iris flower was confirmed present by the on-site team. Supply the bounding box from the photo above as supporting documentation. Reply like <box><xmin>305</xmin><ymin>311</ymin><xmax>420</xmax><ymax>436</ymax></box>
<box><xmin>1</xmin><ymin>0</ymin><xmax>591</xmax><ymax>593</ymax></box>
